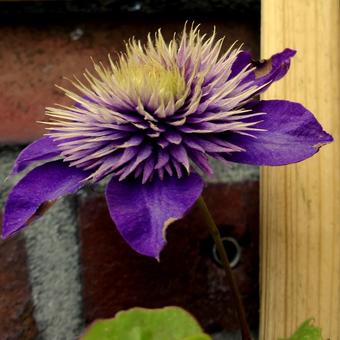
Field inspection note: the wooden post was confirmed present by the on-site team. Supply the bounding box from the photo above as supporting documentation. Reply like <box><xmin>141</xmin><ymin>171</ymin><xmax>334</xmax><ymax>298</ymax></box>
<box><xmin>260</xmin><ymin>1</ymin><xmax>340</xmax><ymax>339</ymax></box>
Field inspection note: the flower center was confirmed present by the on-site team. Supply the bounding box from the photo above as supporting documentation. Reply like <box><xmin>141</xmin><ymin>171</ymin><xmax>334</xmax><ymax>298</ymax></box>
<box><xmin>115</xmin><ymin>60</ymin><xmax>186</xmax><ymax>104</ymax></box>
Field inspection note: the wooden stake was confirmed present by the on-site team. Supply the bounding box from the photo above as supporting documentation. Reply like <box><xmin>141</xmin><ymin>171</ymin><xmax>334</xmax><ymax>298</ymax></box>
<box><xmin>260</xmin><ymin>1</ymin><xmax>340</xmax><ymax>339</ymax></box>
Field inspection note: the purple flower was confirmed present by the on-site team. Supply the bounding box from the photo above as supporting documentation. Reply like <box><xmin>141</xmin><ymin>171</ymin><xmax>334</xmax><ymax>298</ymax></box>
<box><xmin>2</xmin><ymin>25</ymin><xmax>332</xmax><ymax>258</ymax></box>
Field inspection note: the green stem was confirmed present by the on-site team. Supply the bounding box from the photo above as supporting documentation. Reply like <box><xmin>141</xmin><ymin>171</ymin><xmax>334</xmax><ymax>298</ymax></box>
<box><xmin>197</xmin><ymin>196</ymin><xmax>252</xmax><ymax>340</ymax></box>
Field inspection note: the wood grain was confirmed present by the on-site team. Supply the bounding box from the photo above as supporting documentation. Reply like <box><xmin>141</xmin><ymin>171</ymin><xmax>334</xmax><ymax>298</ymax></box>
<box><xmin>260</xmin><ymin>0</ymin><xmax>340</xmax><ymax>339</ymax></box>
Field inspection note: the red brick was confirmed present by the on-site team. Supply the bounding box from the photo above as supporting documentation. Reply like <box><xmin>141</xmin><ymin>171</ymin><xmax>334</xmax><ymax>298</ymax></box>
<box><xmin>0</xmin><ymin>229</ymin><xmax>38</xmax><ymax>339</ymax></box>
<box><xmin>0</xmin><ymin>19</ymin><xmax>258</xmax><ymax>143</ymax></box>
<box><xmin>79</xmin><ymin>183</ymin><xmax>259</xmax><ymax>332</ymax></box>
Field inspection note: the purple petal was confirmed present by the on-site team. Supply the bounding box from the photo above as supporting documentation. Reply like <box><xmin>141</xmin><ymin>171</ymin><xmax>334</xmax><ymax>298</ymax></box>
<box><xmin>2</xmin><ymin>161</ymin><xmax>89</xmax><ymax>238</ymax></box>
<box><xmin>169</xmin><ymin>145</ymin><xmax>190</xmax><ymax>172</ymax></box>
<box><xmin>189</xmin><ymin>151</ymin><xmax>214</xmax><ymax>174</ymax></box>
<box><xmin>11</xmin><ymin>136</ymin><xmax>60</xmax><ymax>175</ymax></box>
<box><xmin>105</xmin><ymin>173</ymin><xmax>204</xmax><ymax>258</ymax></box>
<box><xmin>230</xmin><ymin>48</ymin><xmax>296</xmax><ymax>91</ymax></box>
<box><xmin>229</xmin><ymin>51</ymin><xmax>253</xmax><ymax>80</ymax></box>
<box><xmin>117</xmin><ymin>144</ymin><xmax>153</xmax><ymax>181</ymax></box>
<box><xmin>155</xmin><ymin>149</ymin><xmax>170</xmax><ymax>169</ymax></box>
<box><xmin>226</xmin><ymin>100</ymin><xmax>333</xmax><ymax>165</ymax></box>
<box><xmin>164</xmin><ymin>130</ymin><xmax>182</xmax><ymax>145</ymax></box>
<box><xmin>142</xmin><ymin>157</ymin><xmax>155</xmax><ymax>183</ymax></box>
<box><xmin>172</xmin><ymin>159</ymin><xmax>183</xmax><ymax>178</ymax></box>
<box><xmin>254</xmin><ymin>48</ymin><xmax>296</xmax><ymax>89</ymax></box>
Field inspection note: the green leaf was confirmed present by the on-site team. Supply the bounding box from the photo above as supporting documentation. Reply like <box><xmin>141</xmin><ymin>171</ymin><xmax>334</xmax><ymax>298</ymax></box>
<box><xmin>282</xmin><ymin>318</ymin><xmax>324</xmax><ymax>340</ymax></box>
<box><xmin>81</xmin><ymin>306</ymin><xmax>212</xmax><ymax>340</ymax></box>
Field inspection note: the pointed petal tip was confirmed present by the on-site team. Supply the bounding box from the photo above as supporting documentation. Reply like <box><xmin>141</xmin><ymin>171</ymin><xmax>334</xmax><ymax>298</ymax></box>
<box><xmin>105</xmin><ymin>173</ymin><xmax>203</xmax><ymax>258</ymax></box>
<box><xmin>10</xmin><ymin>136</ymin><xmax>61</xmax><ymax>176</ymax></box>
<box><xmin>1</xmin><ymin>226</ymin><xmax>18</xmax><ymax>240</ymax></box>
<box><xmin>282</xmin><ymin>48</ymin><xmax>297</xmax><ymax>57</ymax></box>
<box><xmin>1</xmin><ymin>230</ymin><xmax>9</xmax><ymax>240</ymax></box>
<box><xmin>225</xmin><ymin>100</ymin><xmax>333</xmax><ymax>166</ymax></box>
<box><xmin>313</xmin><ymin>131</ymin><xmax>334</xmax><ymax>149</ymax></box>
<box><xmin>324</xmin><ymin>132</ymin><xmax>334</xmax><ymax>143</ymax></box>
<box><xmin>136</xmin><ymin>240</ymin><xmax>167</xmax><ymax>259</ymax></box>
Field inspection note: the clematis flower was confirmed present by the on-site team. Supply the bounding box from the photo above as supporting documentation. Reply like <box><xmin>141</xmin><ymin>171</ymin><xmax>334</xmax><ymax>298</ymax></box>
<box><xmin>2</xmin><ymin>25</ymin><xmax>332</xmax><ymax>258</ymax></box>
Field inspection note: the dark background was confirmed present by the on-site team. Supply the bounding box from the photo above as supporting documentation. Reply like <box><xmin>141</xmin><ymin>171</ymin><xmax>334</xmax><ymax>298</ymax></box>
<box><xmin>0</xmin><ymin>1</ymin><xmax>260</xmax><ymax>339</ymax></box>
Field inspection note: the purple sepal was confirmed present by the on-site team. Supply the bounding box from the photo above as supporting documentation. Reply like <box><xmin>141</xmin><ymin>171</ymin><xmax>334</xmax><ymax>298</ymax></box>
<box><xmin>105</xmin><ymin>173</ymin><xmax>204</xmax><ymax>258</ymax></box>
<box><xmin>226</xmin><ymin>100</ymin><xmax>333</xmax><ymax>165</ymax></box>
<box><xmin>254</xmin><ymin>48</ymin><xmax>296</xmax><ymax>89</ymax></box>
<box><xmin>2</xmin><ymin>161</ymin><xmax>89</xmax><ymax>238</ymax></box>
<box><xmin>11</xmin><ymin>136</ymin><xmax>60</xmax><ymax>175</ymax></box>
<box><xmin>230</xmin><ymin>48</ymin><xmax>296</xmax><ymax>90</ymax></box>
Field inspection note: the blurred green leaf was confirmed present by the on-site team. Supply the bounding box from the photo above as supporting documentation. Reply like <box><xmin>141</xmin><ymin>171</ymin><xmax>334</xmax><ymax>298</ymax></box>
<box><xmin>281</xmin><ymin>318</ymin><xmax>324</xmax><ymax>340</ymax></box>
<box><xmin>81</xmin><ymin>306</ymin><xmax>211</xmax><ymax>340</ymax></box>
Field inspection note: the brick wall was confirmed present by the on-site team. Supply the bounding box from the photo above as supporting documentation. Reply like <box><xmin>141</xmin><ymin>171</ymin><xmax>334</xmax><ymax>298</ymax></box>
<box><xmin>0</xmin><ymin>5</ymin><xmax>260</xmax><ymax>339</ymax></box>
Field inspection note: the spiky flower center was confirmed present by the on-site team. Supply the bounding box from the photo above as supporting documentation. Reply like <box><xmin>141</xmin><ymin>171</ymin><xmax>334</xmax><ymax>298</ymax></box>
<box><xmin>45</xmin><ymin>25</ymin><xmax>264</xmax><ymax>183</ymax></box>
<box><xmin>115</xmin><ymin>60</ymin><xmax>186</xmax><ymax>106</ymax></box>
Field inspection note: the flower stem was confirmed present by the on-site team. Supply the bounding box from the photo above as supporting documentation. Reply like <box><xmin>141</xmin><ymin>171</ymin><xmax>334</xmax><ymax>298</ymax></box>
<box><xmin>197</xmin><ymin>196</ymin><xmax>252</xmax><ymax>340</ymax></box>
